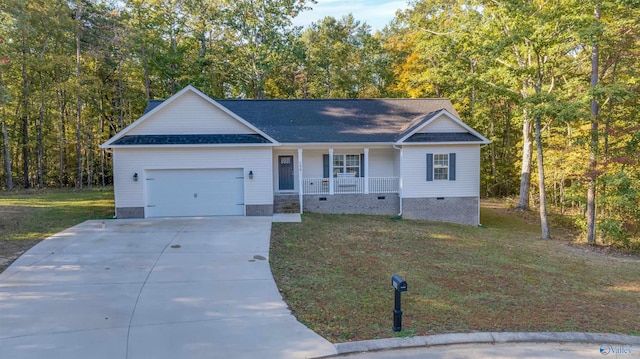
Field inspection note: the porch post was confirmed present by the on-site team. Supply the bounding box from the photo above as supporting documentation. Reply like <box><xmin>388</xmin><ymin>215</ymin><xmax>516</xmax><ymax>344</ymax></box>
<box><xmin>329</xmin><ymin>148</ymin><xmax>334</xmax><ymax>195</ymax></box>
<box><xmin>364</xmin><ymin>148</ymin><xmax>369</xmax><ymax>194</ymax></box>
<box><xmin>298</xmin><ymin>148</ymin><xmax>303</xmax><ymax>214</ymax></box>
<box><xmin>398</xmin><ymin>147</ymin><xmax>403</xmax><ymax>216</ymax></box>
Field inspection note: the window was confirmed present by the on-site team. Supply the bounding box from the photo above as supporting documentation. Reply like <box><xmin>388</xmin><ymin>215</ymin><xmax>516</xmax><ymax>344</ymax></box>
<box><xmin>427</xmin><ymin>153</ymin><xmax>456</xmax><ymax>181</ymax></box>
<box><xmin>433</xmin><ymin>154</ymin><xmax>449</xmax><ymax>180</ymax></box>
<box><xmin>333</xmin><ymin>154</ymin><xmax>360</xmax><ymax>177</ymax></box>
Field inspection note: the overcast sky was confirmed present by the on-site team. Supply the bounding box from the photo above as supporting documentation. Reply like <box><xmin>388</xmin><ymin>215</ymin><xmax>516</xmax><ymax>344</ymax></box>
<box><xmin>291</xmin><ymin>0</ymin><xmax>409</xmax><ymax>31</ymax></box>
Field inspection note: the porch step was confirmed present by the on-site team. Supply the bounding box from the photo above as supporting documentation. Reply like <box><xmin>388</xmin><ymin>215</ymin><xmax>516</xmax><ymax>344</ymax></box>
<box><xmin>274</xmin><ymin>195</ymin><xmax>300</xmax><ymax>214</ymax></box>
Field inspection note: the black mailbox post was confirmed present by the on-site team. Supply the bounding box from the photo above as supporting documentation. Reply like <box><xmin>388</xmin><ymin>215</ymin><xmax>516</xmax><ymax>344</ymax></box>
<box><xmin>391</xmin><ymin>274</ymin><xmax>407</xmax><ymax>332</ymax></box>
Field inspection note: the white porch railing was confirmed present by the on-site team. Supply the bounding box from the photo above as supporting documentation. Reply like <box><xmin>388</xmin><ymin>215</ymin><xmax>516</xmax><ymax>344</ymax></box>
<box><xmin>302</xmin><ymin>177</ymin><xmax>399</xmax><ymax>195</ymax></box>
<box><xmin>369</xmin><ymin>177</ymin><xmax>400</xmax><ymax>193</ymax></box>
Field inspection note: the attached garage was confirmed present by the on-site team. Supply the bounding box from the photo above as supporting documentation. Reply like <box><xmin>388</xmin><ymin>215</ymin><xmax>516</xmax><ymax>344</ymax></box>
<box><xmin>144</xmin><ymin>169</ymin><xmax>245</xmax><ymax>217</ymax></box>
<box><xmin>101</xmin><ymin>86</ymin><xmax>277</xmax><ymax>219</ymax></box>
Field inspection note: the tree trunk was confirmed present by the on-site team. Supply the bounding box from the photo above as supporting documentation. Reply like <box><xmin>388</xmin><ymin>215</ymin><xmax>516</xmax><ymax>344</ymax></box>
<box><xmin>38</xmin><ymin>73</ymin><xmax>44</xmax><ymax>188</ymax></box>
<box><xmin>99</xmin><ymin>96</ymin><xmax>105</xmax><ymax>187</ymax></box>
<box><xmin>489</xmin><ymin>115</ymin><xmax>497</xmax><ymax>196</ymax></box>
<box><xmin>2</xmin><ymin>107</ymin><xmax>12</xmax><ymax>190</ymax></box>
<box><xmin>76</xmin><ymin>16</ymin><xmax>83</xmax><ymax>189</ymax></box>
<box><xmin>518</xmin><ymin>109</ymin><xmax>533</xmax><ymax>210</ymax></box>
<box><xmin>58</xmin><ymin>88</ymin><xmax>67</xmax><ymax>188</ymax></box>
<box><xmin>0</xmin><ymin>71</ymin><xmax>13</xmax><ymax>190</ymax></box>
<box><xmin>86</xmin><ymin>131</ymin><xmax>92</xmax><ymax>188</ymax></box>
<box><xmin>118</xmin><ymin>76</ymin><xmax>124</xmax><ymax>129</ymax></box>
<box><xmin>536</xmin><ymin>114</ymin><xmax>551</xmax><ymax>239</ymax></box>
<box><xmin>600</xmin><ymin>58</ymin><xmax>618</xmax><ymax>228</ymax></box>
<box><xmin>587</xmin><ymin>4</ymin><xmax>601</xmax><ymax>245</ymax></box>
<box><xmin>504</xmin><ymin>107</ymin><xmax>512</xmax><ymax>195</ymax></box>
<box><xmin>21</xmin><ymin>32</ymin><xmax>30</xmax><ymax>188</ymax></box>
<box><xmin>170</xmin><ymin>26</ymin><xmax>178</xmax><ymax>95</ymax></box>
<box><xmin>142</xmin><ymin>44</ymin><xmax>150</xmax><ymax>101</ymax></box>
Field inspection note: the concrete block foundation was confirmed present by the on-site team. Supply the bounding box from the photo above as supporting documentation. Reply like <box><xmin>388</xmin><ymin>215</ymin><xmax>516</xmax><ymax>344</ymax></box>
<box><xmin>245</xmin><ymin>204</ymin><xmax>274</xmax><ymax>216</ymax></box>
<box><xmin>115</xmin><ymin>207</ymin><xmax>145</xmax><ymax>219</ymax></box>
<box><xmin>402</xmin><ymin>197</ymin><xmax>479</xmax><ymax>226</ymax></box>
<box><xmin>303</xmin><ymin>194</ymin><xmax>400</xmax><ymax>216</ymax></box>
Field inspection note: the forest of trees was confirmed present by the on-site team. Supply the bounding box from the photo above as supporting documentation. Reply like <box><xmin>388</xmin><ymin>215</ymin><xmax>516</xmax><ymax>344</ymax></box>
<box><xmin>0</xmin><ymin>0</ymin><xmax>638</xmax><ymax>247</ymax></box>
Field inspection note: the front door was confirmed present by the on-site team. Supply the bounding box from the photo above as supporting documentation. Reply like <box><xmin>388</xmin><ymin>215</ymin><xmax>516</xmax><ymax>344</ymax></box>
<box><xmin>278</xmin><ymin>156</ymin><xmax>294</xmax><ymax>191</ymax></box>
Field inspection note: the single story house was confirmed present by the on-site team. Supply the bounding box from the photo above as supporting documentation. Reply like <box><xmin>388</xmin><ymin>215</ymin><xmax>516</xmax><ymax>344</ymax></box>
<box><xmin>101</xmin><ymin>85</ymin><xmax>490</xmax><ymax>225</ymax></box>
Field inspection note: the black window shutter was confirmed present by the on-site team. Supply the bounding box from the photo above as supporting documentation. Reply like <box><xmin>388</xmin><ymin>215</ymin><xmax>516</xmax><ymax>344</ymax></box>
<box><xmin>360</xmin><ymin>153</ymin><xmax>365</xmax><ymax>178</ymax></box>
<box><xmin>449</xmin><ymin>153</ymin><xmax>456</xmax><ymax>181</ymax></box>
<box><xmin>426</xmin><ymin>153</ymin><xmax>433</xmax><ymax>181</ymax></box>
<box><xmin>323</xmin><ymin>154</ymin><xmax>329</xmax><ymax>178</ymax></box>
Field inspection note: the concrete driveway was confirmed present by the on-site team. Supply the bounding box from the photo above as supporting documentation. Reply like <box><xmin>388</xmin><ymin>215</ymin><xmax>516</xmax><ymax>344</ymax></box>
<box><xmin>0</xmin><ymin>217</ymin><xmax>337</xmax><ymax>359</ymax></box>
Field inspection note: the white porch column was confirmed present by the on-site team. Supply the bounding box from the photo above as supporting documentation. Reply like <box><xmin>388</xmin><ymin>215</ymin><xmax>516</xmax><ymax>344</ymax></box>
<box><xmin>398</xmin><ymin>146</ymin><xmax>403</xmax><ymax>216</ymax></box>
<box><xmin>329</xmin><ymin>148</ymin><xmax>334</xmax><ymax>195</ymax></box>
<box><xmin>298</xmin><ymin>148</ymin><xmax>303</xmax><ymax>214</ymax></box>
<box><xmin>364</xmin><ymin>148</ymin><xmax>369</xmax><ymax>194</ymax></box>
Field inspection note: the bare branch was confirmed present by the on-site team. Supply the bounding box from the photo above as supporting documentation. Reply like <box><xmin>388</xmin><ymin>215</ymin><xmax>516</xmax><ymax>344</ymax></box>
<box><xmin>496</xmin><ymin>58</ymin><xmax>515</xmax><ymax>69</ymax></box>
<box><xmin>484</xmin><ymin>80</ymin><xmax>519</xmax><ymax>95</ymax></box>
<box><xmin>418</xmin><ymin>27</ymin><xmax>455</xmax><ymax>36</ymax></box>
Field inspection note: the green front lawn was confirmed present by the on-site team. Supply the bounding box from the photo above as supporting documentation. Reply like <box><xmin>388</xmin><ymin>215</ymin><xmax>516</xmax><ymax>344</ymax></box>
<box><xmin>0</xmin><ymin>188</ymin><xmax>114</xmax><ymax>272</ymax></box>
<box><xmin>270</xmin><ymin>203</ymin><xmax>640</xmax><ymax>342</ymax></box>
<box><xmin>0</xmin><ymin>188</ymin><xmax>114</xmax><ymax>241</ymax></box>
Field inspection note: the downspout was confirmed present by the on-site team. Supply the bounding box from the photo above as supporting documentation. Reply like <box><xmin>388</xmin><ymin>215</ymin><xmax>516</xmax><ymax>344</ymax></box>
<box><xmin>393</xmin><ymin>144</ymin><xmax>403</xmax><ymax>216</ymax></box>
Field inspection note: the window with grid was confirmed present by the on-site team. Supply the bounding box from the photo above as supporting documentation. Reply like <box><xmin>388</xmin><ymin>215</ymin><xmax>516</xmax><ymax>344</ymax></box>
<box><xmin>333</xmin><ymin>154</ymin><xmax>360</xmax><ymax>177</ymax></box>
<box><xmin>433</xmin><ymin>154</ymin><xmax>449</xmax><ymax>180</ymax></box>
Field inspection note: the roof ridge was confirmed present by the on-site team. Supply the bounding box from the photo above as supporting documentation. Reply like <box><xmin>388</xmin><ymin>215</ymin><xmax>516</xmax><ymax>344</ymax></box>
<box><xmin>215</xmin><ymin>98</ymin><xmax>453</xmax><ymax>101</ymax></box>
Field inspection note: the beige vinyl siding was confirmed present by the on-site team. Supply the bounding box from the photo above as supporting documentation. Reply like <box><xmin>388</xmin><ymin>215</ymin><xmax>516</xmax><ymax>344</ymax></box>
<box><xmin>128</xmin><ymin>91</ymin><xmax>256</xmax><ymax>135</ymax></box>
<box><xmin>417</xmin><ymin>114</ymin><xmax>467</xmax><ymax>133</ymax></box>
<box><xmin>402</xmin><ymin>145</ymin><xmax>479</xmax><ymax>198</ymax></box>
<box><xmin>113</xmin><ymin>147</ymin><xmax>272</xmax><ymax>209</ymax></box>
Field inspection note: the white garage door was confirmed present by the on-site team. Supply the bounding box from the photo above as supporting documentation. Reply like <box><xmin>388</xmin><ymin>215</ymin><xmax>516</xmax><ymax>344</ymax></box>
<box><xmin>145</xmin><ymin>169</ymin><xmax>244</xmax><ymax>217</ymax></box>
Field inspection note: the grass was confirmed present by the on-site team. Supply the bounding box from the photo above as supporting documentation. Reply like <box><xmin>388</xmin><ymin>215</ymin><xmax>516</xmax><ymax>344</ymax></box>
<box><xmin>0</xmin><ymin>187</ymin><xmax>114</xmax><ymax>272</ymax></box>
<box><xmin>269</xmin><ymin>202</ymin><xmax>640</xmax><ymax>343</ymax></box>
<box><xmin>0</xmin><ymin>187</ymin><xmax>115</xmax><ymax>240</ymax></box>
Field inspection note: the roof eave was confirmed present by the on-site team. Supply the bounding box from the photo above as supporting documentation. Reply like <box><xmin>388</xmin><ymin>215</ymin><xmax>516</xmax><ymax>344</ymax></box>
<box><xmin>396</xmin><ymin>139</ymin><xmax>492</xmax><ymax>146</ymax></box>
<box><xmin>103</xmin><ymin>143</ymin><xmax>277</xmax><ymax>149</ymax></box>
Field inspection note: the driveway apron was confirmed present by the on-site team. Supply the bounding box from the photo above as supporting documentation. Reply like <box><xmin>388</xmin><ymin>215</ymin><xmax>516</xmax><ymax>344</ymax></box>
<box><xmin>0</xmin><ymin>217</ymin><xmax>337</xmax><ymax>359</ymax></box>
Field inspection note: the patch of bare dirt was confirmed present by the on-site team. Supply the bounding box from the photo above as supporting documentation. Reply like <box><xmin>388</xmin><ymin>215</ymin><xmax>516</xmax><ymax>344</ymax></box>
<box><xmin>0</xmin><ymin>205</ymin><xmax>42</xmax><ymax>274</ymax></box>
<box><xmin>564</xmin><ymin>241</ymin><xmax>640</xmax><ymax>262</ymax></box>
<box><xmin>0</xmin><ymin>239</ymin><xmax>43</xmax><ymax>274</ymax></box>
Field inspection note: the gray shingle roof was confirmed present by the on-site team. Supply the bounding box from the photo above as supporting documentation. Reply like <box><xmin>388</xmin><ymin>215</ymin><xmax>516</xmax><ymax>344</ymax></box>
<box><xmin>142</xmin><ymin>100</ymin><xmax>164</xmax><ymax>115</ymax></box>
<box><xmin>112</xmin><ymin>134</ymin><xmax>271</xmax><ymax>145</ymax></box>
<box><xmin>141</xmin><ymin>97</ymin><xmax>484</xmax><ymax>144</ymax></box>
<box><xmin>216</xmin><ymin>99</ymin><xmax>460</xmax><ymax>143</ymax></box>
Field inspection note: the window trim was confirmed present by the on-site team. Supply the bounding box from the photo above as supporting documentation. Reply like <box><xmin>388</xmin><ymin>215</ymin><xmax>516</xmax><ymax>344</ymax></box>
<box><xmin>333</xmin><ymin>154</ymin><xmax>361</xmax><ymax>177</ymax></box>
<box><xmin>433</xmin><ymin>153</ymin><xmax>449</xmax><ymax>181</ymax></box>
<box><xmin>427</xmin><ymin>152</ymin><xmax>456</xmax><ymax>182</ymax></box>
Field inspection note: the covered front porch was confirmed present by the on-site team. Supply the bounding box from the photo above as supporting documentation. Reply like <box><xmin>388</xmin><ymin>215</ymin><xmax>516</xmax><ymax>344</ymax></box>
<box><xmin>301</xmin><ymin>176</ymin><xmax>399</xmax><ymax>195</ymax></box>
<box><xmin>272</xmin><ymin>146</ymin><xmax>401</xmax><ymax>214</ymax></box>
